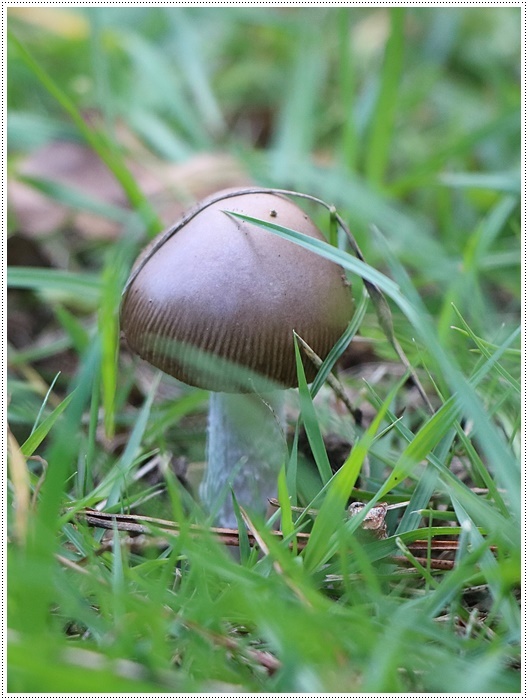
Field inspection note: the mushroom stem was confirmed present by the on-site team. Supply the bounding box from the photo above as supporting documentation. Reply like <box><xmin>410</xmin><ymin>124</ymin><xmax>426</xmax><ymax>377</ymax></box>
<box><xmin>201</xmin><ymin>391</ymin><xmax>287</xmax><ymax>528</ymax></box>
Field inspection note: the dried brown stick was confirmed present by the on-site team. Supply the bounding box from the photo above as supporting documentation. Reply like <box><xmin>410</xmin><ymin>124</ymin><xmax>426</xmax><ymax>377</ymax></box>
<box><xmin>76</xmin><ymin>510</ymin><xmax>482</xmax><ymax>559</ymax></box>
<box><xmin>76</xmin><ymin>510</ymin><xmax>311</xmax><ymax>549</ymax></box>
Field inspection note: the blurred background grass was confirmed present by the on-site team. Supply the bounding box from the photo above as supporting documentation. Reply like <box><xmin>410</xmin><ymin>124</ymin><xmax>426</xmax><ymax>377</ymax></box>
<box><xmin>6</xmin><ymin>6</ymin><xmax>521</xmax><ymax>692</ymax></box>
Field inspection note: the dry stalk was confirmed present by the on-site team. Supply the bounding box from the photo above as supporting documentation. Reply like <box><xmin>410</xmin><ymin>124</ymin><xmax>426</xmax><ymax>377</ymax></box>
<box><xmin>71</xmin><ymin>508</ymin><xmax>485</xmax><ymax>573</ymax></box>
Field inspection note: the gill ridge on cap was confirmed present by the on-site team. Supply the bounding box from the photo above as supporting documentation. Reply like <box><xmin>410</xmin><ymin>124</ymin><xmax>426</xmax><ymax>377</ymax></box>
<box><xmin>120</xmin><ymin>187</ymin><xmax>338</xmax><ymax>301</ymax></box>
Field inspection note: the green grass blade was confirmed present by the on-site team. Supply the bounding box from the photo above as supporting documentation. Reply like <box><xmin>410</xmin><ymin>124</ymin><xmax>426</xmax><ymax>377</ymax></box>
<box><xmin>8</xmin><ymin>337</ymin><xmax>73</xmax><ymax>367</ymax></box>
<box><xmin>231</xmin><ymin>495</ymin><xmax>252</xmax><ymax>564</ymax></box>
<box><xmin>451</xmin><ymin>305</ymin><xmax>520</xmax><ymax>394</ymax></box>
<box><xmin>116</xmin><ymin>29</ymin><xmax>208</xmax><ymax>146</ymax></box>
<box><xmin>18</xmin><ymin>175</ymin><xmax>130</xmax><ymax>224</ymax></box>
<box><xmin>277</xmin><ymin>464</ymin><xmax>295</xmax><ymax>549</ymax></box>
<box><xmin>167</xmin><ymin>9</ymin><xmax>225</xmax><ymax>138</ymax></box>
<box><xmin>438</xmin><ymin>169</ymin><xmax>521</xmax><ymax>194</ymax></box>
<box><xmin>366</xmin><ymin>388</ymin><xmax>513</xmax><ymax>539</ymax></box>
<box><xmin>364</xmin><ymin>8</ymin><xmax>405</xmax><ymax>187</ymax></box>
<box><xmin>293</xmin><ymin>336</ymin><xmax>333</xmax><ymax>485</ymax></box>
<box><xmin>21</xmin><ymin>390</ymin><xmax>76</xmax><ymax>457</ymax></box>
<box><xmin>99</xmin><ymin>230</ymin><xmax>141</xmax><ymax>439</ymax></box>
<box><xmin>224</xmin><ymin>211</ymin><xmax>402</xmax><ymax>298</ymax></box>
<box><xmin>100</xmin><ymin>373</ymin><xmax>161</xmax><ymax>507</ymax></box>
<box><xmin>286</xmin><ymin>425</ymin><xmax>299</xmax><ymax>508</ymax></box>
<box><xmin>30</xmin><ymin>371</ymin><xmax>61</xmax><ymax>434</ymax></box>
<box><xmin>54</xmin><ymin>305</ymin><xmax>90</xmax><ymax>355</ymax></box>
<box><xmin>7</xmin><ymin>267</ymin><xmax>101</xmax><ymax>302</ymax></box>
<box><xmin>389</xmin><ymin>109</ymin><xmax>520</xmax><ymax>196</ymax></box>
<box><xmin>395</xmin><ymin>462</ymin><xmax>439</xmax><ymax>534</ymax></box>
<box><xmin>8</xmin><ymin>31</ymin><xmax>162</xmax><ymax>237</ymax></box>
<box><xmin>336</xmin><ymin>8</ymin><xmax>358</xmax><ymax>170</ymax></box>
<box><xmin>373</xmin><ymin>228</ymin><xmax>520</xmax><ymax>509</ymax></box>
<box><xmin>375</xmin><ymin>396</ymin><xmax>459</xmax><ymax>498</ymax></box>
<box><xmin>303</xmin><ymin>378</ymin><xmax>403</xmax><ymax>573</ymax></box>
<box><xmin>271</xmin><ymin>21</ymin><xmax>325</xmax><ymax>178</ymax></box>
<box><xmin>310</xmin><ymin>288</ymin><xmax>368</xmax><ymax>398</ymax></box>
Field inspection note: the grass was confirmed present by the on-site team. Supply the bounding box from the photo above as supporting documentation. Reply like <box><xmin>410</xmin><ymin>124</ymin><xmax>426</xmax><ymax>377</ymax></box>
<box><xmin>6</xmin><ymin>6</ymin><xmax>521</xmax><ymax>692</ymax></box>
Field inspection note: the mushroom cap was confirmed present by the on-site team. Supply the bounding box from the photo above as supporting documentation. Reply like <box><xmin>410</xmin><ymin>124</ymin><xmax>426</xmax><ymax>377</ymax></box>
<box><xmin>120</xmin><ymin>189</ymin><xmax>354</xmax><ymax>392</ymax></box>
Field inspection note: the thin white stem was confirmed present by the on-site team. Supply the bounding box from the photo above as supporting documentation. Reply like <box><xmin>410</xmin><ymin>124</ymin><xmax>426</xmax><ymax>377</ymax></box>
<box><xmin>200</xmin><ymin>392</ymin><xmax>286</xmax><ymax>528</ymax></box>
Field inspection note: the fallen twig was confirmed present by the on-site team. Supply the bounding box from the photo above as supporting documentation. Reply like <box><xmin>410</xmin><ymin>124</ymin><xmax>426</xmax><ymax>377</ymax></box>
<box><xmin>70</xmin><ymin>508</ymin><xmax>490</xmax><ymax>574</ymax></box>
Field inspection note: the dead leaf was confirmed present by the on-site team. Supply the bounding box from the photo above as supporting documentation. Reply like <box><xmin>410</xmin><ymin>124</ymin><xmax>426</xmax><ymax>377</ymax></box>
<box><xmin>9</xmin><ymin>138</ymin><xmax>252</xmax><ymax>240</ymax></box>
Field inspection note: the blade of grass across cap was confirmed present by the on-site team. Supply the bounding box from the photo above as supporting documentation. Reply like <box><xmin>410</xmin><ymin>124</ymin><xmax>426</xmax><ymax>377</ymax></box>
<box><xmin>225</xmin><ymin>210</ymin><xmax>401</xmax><ymax>297</ymax></box>
<box><xmin>8</xmin><ymin>32</ymin><xmax>162</xmax><ymax>238</ymax></box>
<box><xmin>303</xmin><ymin>377</ymin><xmax>404</xmax><ymax>573</ymax></box>
<box><xmin>226</xmin><ymin>209</ymin><xmax>434</xmax><ymax>413</ymax></box>
<box><xmin>293</xmin><ymin>334</ymin><xmax>332</xmax><ymax>485</ymax></box>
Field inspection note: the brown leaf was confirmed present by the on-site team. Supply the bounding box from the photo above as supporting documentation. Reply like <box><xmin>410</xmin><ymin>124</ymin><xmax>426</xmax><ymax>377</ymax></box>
<box><xmin>9</xmin><ymin>137</ymin><xmax>251</xmax><ymax>240</ymax></box>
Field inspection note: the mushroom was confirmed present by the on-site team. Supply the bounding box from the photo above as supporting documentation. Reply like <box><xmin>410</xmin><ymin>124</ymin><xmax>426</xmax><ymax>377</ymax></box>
<box><xmin>120</xmin><ymin>188</ymin><xmax>353</xmax><ymax>527</ymax></box>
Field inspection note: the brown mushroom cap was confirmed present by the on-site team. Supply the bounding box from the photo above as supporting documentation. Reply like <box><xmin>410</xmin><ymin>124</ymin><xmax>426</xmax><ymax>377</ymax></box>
<box><xmin>120</xmin><ymin>189</ymin><xmax>354</xmax><ymax>392</ymax></box>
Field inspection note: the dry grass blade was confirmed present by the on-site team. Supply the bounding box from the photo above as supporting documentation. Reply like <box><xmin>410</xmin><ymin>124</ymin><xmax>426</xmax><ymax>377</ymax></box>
<box><xmin>295</xmin><ymin>334</ymin><xmax>360</xmax><ymax>419</ymax></box>
<box><xmin>7</xmin><ymin>429</ymin><xmax>31</xmax><ymax>544</ymax></box>
<box><xmin>391</xmin><ymin>556</ymin><xmax>455</xmax><ymax>571</ymax></box>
